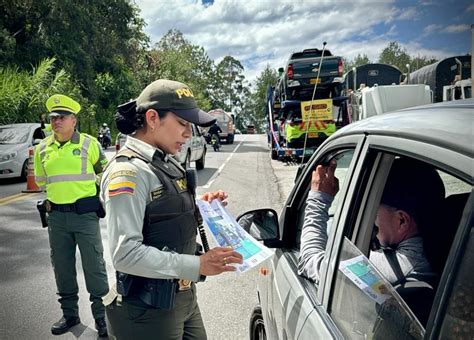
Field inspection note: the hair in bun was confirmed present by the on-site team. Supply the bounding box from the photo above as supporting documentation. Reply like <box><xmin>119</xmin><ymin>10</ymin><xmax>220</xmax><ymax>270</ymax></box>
<box><xmin>115</xmin><ymin>100</ymin><xmax>144</xmax><ymax>134</ymax></box>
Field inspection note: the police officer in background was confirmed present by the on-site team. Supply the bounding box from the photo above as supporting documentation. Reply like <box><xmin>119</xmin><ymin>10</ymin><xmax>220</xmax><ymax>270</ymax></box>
<box><xmin>34</xmin><ymin>94</ymin><xmax>109</xmax><ymax>337</ymax></box>
<box><xmin>100</xmin><ymin>79</ymin><xmax>243</xmax><ymax>339</ymax></box>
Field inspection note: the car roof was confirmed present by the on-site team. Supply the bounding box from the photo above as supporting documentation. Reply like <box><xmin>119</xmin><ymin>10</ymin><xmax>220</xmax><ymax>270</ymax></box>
<box><xmin>334</xmin><ymin>99</ymin><xmax>474</xmax><ymax>157</ymax></box>
<box><xmin>0</xmin><ymin>123</ymin><xmax>41</xmax><ymax>129</ymax></box>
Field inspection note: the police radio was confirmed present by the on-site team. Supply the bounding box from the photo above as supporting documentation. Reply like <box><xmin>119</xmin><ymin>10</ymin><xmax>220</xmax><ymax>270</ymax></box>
<box><xmin>186</xmin><ymin>169</ymin><xmax>210</xmax><ymax>253</ymax></box>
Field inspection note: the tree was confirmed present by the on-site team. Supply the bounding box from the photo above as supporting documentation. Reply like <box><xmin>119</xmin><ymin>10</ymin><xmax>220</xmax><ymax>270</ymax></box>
<box><xmin>344</xmin><ymin>54</ymin><xmax>371</xmax><ymax>73</ymax></box>
<box><xmin>0</xmin><ymin>58</ymin><xmax>83</xmax><ymax>125</ymax></box>
<box><xmin>214</xmin><ymin>56</ymin><xmax>247</xmax><ymax>114</ymax></box>
<box><xmin>149</xmin><ymin>29</ymin><xmax>215</xmax><ymax>111</ymax></box>
<box><xmin>378</xmin><ymin>41</ymin><xmax>411</xmax><ymax>73</ymax></box>
<box><xmin>241</xmin><ymin>65</ymin><xmax>278</xmax><ymax>130</ymax></box>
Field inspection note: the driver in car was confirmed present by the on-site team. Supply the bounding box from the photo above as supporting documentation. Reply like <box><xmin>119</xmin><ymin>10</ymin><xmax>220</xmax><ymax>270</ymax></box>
<box><xmin>298</xmin><ymin>157</ymin><xmax>445</xmax><ymax>285</ymax></box>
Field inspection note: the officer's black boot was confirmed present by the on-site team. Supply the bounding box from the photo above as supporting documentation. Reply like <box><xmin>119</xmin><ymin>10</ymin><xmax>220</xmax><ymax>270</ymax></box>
<box><xmin>51</xmin><ymin>316</ymin><xmax>81</xmax><ymax>335</ymax></box>
<box><xmin>95</xmin><ymin>317</ymin><xmax>108</xmax><ymax>338</ymax></box>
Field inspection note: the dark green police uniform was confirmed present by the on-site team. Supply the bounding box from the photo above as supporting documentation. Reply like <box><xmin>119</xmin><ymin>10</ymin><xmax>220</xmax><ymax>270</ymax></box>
<box><xmin>34</xmin><ymin>94</ymin><xmax>109</xmax><ymax>335</ymax></box>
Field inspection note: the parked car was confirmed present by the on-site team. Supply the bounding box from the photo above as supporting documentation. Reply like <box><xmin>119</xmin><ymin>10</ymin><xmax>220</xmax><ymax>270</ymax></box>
<box><xmin>0</xmin><ymin>123</ymin><xmax>45</xmax><ymax>180</ymax></box>
<box><xmin>246</xmin><ymin>125</ymin><xmax>255</xmax><ymax>134</ymax></box>
<box><xmin>238</xmin><ymin>99</ymin><xmax>473</xmax><ymax>340</ymax></box>
<box><xmin>173</xmin><ymin>124</ymin><xmax>206</xmax><ymax>170</ymax></box>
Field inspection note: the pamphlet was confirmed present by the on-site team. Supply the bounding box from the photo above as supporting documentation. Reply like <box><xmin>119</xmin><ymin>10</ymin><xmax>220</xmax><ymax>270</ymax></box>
<box><xmin>339</xmin><ymin>255</ymin><xmax>391</xmax><ymax>305</ymax></box>
<box><xmin>196</xmin><ymin>199</ymin><xmax>273</xmax><ymax>273</ymax></box>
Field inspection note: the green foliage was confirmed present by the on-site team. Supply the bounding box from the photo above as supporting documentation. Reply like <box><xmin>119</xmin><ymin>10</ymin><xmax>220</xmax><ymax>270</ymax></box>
<box><xmin>344</xmin><ymin>54</ymin><xmax>371</xmax><ymax>73</ymax></box>
<box><xmin>378</xmin><ymin>41</ymin><xmax>411</xmax><ymax>73</ymax></box>
<box><xmin>240</xmin><ymin>65</ymin><xmax>278</xmax><ymax>130</ymax></box>
<box><xmin>0</xmin><ymin>57</ymin><xmax>82</xmax><ymax>125</ymax></box>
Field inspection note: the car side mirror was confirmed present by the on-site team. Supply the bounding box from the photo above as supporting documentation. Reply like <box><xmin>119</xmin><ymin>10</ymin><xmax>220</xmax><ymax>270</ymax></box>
<box><xmin>236</xmin><ymin>208</ymin><xmax>279</xmax><ymax>245</ymax></box>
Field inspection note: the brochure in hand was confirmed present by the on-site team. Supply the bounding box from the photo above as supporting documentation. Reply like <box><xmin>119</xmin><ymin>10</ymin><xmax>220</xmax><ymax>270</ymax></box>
<box><xmin>196</xmin><ymin>199</ymin><xmax>273</xmax><ymax>273</ymax></box>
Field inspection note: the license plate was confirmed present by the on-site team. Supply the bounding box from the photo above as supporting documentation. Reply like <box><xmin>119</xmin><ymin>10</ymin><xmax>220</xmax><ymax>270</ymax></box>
<box><xmin>308</xmin><ymin>132</ymin><xmax>318</xmax><ymax>138</ymax></box>
<box><xmin>310</xmin><ymin>78</ymin><xmax>321</xmax><ymax>85</ymax></box>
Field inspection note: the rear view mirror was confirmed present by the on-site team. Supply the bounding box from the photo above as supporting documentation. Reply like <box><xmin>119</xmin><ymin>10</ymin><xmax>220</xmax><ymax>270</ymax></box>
<box><xmin>237</xmin><ymin>208</ymin><xmax>279</xmax><ymax>243</ymax></box>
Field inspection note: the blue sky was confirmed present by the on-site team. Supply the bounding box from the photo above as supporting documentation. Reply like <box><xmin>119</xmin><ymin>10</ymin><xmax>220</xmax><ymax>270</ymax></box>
<box><xmin>135</xmin><ymin>0</ymin><xmax>472</xmax><ymax>82</ymax></box>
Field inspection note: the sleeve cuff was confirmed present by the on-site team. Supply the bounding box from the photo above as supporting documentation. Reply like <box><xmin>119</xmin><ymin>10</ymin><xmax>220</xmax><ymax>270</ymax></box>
<box><xmin>308</xmin><ymin>190</ymin><xmax>335</xmax><ymax>204</ymax></box>
<box><xmin>178</xmin><ymin>254</ymin><xmax>201</xmax><ymax>282</ymax></box>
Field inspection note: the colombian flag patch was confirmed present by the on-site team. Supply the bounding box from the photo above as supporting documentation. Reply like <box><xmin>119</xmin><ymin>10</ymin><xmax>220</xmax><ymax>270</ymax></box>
<box><xmin>108</xmin><ymin>181</ymin><xmax>136</xmax><ymax>197</ymax></box>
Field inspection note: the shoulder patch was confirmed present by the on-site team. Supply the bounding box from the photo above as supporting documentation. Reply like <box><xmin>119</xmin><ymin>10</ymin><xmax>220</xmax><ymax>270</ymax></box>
<box><xmin>108</xmin><ymin>180</ymin><xmax>136</xmax><ymax>197</ymax></box>
<box><xmin>109</xmin><ymin>170</ymin><xmax>137</xmax><ymax>180</ymax></box>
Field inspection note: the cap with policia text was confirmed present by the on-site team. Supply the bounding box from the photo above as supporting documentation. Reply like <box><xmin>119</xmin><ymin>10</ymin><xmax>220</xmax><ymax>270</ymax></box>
<box><xmin>46</xmin><ymin>94</ymin><xmax>81</xmax><ymax>117</ymax></box>
<box><xmin>135</xmin><ymin>79</ymin><xmax>216</xmax><ymax>127</ymax></box>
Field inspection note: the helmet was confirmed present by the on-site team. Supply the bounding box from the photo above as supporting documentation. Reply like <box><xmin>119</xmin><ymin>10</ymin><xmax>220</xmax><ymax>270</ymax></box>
<box><xmin>103</xmin><ymin>123</ymin><xmax>107</xmax><ymax>127</ymax></box>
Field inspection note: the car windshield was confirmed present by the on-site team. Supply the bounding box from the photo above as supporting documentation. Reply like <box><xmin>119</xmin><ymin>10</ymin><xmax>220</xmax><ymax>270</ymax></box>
<box><xmin>0</xmin><ymin>126</ymin><xmax>30</xmax><ymax>144</ymax></box>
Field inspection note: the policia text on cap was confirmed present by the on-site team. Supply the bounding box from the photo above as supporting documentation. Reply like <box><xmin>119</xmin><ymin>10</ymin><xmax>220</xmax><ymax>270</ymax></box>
<box><xmin>34</xmin><ymin>94</ymin><xmax>109</xmax><ymax>337</ymax></box>
<box><xmin>100</xmin><ymin>79</ymin><xmax>243</xmax><ymax>339</ymax></box>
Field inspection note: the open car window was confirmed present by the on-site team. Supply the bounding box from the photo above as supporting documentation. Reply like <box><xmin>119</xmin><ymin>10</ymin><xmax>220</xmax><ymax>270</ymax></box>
<box><xmin>295</xmin><ymin>149</ymin><xmax>356</xmax><ymax>248</ymax></box>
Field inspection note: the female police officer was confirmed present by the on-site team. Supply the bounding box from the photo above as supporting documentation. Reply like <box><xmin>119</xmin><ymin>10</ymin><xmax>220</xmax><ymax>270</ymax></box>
<box><xmin>100</xmin><ymin>79</ymin><xmax>243</xmax><ymax>339</ymax></box>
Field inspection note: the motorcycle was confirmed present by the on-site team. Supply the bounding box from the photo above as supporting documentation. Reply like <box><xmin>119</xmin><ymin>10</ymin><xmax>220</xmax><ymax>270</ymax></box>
<box><xmin>98</xmin><ymin>133</ymin><xmax>111</xmax><ymax>149</ymax></box>
<box><xmin>210</xmin><ymin>134</ymin><xmax>220</xmax><ymax>151</ymax></box>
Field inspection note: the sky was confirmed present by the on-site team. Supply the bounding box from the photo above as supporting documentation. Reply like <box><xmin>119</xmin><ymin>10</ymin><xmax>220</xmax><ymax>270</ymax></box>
<box><xmin>134</xmin><ymin>0</ymin><xmax>473</xmax><ymax>83</ymax></box>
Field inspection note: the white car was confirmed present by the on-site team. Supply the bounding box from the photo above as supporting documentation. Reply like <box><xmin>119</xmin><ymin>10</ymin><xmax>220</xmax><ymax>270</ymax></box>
<box><xmin>173</xmin><ymin>124</ymin><xmax>206</xmax><ymax>170</ymax></box>
<box><xmin>239</xmin><ymin>99</ymin><xmax>473</xmax><ymax>340</ymax></box>
<box><xmin>0</xmin><ymin>123</ymin><xmax>45</xmax><ymax>180</ymax></box>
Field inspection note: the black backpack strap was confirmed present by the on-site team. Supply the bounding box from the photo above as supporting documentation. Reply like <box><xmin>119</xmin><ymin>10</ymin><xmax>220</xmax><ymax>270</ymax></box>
<box><xmin>382</xmin><ymin>247</ymin><xmax>406</xmax><ymax>286</ymax></box>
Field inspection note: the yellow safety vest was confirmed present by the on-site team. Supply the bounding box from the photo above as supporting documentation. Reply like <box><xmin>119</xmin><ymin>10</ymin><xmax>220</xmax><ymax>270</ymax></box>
<box><xmin>34</xmin><ymin>131</ymin><xmax>107</xmax><ymax>204</ymax></box>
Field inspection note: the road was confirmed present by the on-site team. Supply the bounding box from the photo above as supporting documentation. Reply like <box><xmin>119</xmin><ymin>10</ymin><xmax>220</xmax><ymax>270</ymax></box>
<box><xmin>0</xmin><ymin>134</ymin><xmax>299</xmax><ymax>340</ymax></box>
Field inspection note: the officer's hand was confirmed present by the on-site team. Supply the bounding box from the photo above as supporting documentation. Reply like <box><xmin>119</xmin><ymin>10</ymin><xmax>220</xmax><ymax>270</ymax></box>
<box><xmin>199</xmin><ymin>247</ymin><xmax>243</xmax><ymax>276</ymax></box>
<box><xmin>311</xmin><ymin>160</ymin><xmax>339</xmax><ymax>197</ymax></box>
<box><xmin>199</xmin><ymin>190</ymin><xmax>229</xmax><ymax>206</ymax></box>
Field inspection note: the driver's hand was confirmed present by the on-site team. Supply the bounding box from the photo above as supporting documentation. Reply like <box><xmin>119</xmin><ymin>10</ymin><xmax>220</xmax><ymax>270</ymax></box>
<box><xmin>311</xmin><ymin>160</ymin><xmax>339</xmax><ymax>197</ymax></box>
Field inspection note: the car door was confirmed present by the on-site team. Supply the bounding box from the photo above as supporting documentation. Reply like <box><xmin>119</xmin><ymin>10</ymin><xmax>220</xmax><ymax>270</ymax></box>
<box><xmin>320</xmin><ymin>134</ymin><xmax>473</xmax><ymax>339</ymax></box>
<box><xmin>261</xmin><ymin>134</ymin><xmax>365</xmax><ymax>339</ymax></box>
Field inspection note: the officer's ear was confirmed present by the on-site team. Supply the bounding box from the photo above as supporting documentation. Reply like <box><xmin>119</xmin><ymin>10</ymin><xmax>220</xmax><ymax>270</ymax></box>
<box><xmin>145</xmin><ymin>109</ymin><xmax>159</xmax><ymax>130</ymax></box>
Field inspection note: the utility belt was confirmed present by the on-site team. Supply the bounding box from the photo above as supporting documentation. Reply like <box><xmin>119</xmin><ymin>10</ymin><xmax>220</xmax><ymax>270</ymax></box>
<box><xmin>46</xmin><ymin>196</ymin><xmax>106</xmax><ymax>217</ymax></box>
<box><xmin>116</xmin><ymin>272</ymin><xmax>194</xmax><ymax>310</ymax></box>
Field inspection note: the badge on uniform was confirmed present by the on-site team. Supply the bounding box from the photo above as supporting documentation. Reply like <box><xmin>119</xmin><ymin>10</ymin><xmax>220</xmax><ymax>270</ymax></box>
<box><xmin>108</xmin><ymin>180</ymin><xmax>136</xmax><ymax>197</ymax></box>
<box><xmin>173</xmin><ymin>178</ymin><xmax>187</xmax><ymax>193</ymax></box>
<box><xmin>150</xmin><ymin>186</ymin><xmax>164</xmax><ymax>200</ymax></box>
<box><xmin>72</xmin><ymin>149</ymin><xmax>81</xmax><ymax>156</ymax></box>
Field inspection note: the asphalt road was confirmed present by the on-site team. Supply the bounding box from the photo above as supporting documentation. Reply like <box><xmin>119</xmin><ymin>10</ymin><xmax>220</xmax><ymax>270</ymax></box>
<box><xmin>0</xmin><ymin>134</ymin><xmax>299</xmax><ymax>340</ymax></box>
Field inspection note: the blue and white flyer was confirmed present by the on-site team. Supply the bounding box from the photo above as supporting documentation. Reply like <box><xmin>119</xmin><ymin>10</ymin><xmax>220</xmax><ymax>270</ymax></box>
<box><xmin>196</xmin><ymin>199</ymin><xmax>273</xmax><ymax>273</ymax></box>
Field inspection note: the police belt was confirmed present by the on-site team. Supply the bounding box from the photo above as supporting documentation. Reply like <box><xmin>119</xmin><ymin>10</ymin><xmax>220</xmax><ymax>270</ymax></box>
<box><xmin>49</xmin><ymin>196</ymin><xmax>102</xmax><ymax>214</ymax></box>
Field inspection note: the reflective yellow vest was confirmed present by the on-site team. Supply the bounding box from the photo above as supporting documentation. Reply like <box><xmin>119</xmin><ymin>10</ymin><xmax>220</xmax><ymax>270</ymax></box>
<box><xmin>34</xmin><ymin>131</ymin><xmax>107</xmax><ymax>204</ymax></box>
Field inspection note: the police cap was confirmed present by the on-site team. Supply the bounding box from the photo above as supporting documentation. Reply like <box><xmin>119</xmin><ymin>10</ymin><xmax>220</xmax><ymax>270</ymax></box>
<box><xmin>46</xmin><ymin>94</ymin><xmax>81</xmax><ymax>117</ymax></box>
<box><xmin>135</xmin><ymin>79</ymin><xmax>216</xmax><ymax>127</ymax></box>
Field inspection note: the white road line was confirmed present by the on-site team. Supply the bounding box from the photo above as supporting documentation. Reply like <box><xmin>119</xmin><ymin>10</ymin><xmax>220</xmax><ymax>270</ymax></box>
<box><xmin>202</xmin><ymin>137</ymin><xmax>247</xmax><ymax>189</ymax></box>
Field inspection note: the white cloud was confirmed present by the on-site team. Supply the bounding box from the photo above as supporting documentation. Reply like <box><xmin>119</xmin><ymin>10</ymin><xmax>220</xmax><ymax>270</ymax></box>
<box><xmin>443</xmin><ymin>24</ymin><xmax>470</xmax><ymax>33</ymax></box>
<box><xmin>398</xmin><ymin>7</ymin><xmax>418</xmax><ymax>20</ymax></box>
<box><xmin>133</xmin><ymin>0</ymin><xmax>465</xmax><ymax>83</ymax></box>
<box><xmin>423</xmin><ymin>24</ymin><xmax>442</xmax><ymax>35</ymax></box>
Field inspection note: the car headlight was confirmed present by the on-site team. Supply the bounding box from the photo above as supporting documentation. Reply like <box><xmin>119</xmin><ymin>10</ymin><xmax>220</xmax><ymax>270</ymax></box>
<box><xmin>0</xmin><ymin>151</ymin><xmax>18</xmax><ymax>161</ymax></box>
